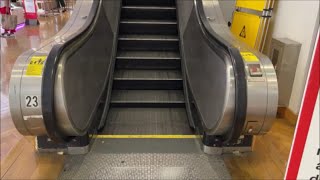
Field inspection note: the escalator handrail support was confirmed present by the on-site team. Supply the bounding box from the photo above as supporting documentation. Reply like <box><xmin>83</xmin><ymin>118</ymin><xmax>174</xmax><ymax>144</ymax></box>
<box><xmin>194</xmin><ymin>0</ymin><xmax>247</xmax><ymax>143</ymax></box>
<box><xmin>42</xmin><ymin>0</ymin><xmax>102</xmax><ymax>142</ymax></box>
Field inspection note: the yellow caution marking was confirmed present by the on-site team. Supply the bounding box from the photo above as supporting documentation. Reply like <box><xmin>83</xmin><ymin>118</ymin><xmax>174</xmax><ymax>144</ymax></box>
<box><xmin>25</xmin><ymin>56</ymin><xmax>47</xmax><ymax>76</ymax></box>
<box><xmin>240</xmin><ymin>52</ymin><xmax>259</xmax><ymax>62</ymax></box>
<box><xmin>239</xmin><ymin>26</ymin><xmax>246</xmax><ymax>38</ymax></box>
<box><xmin>231</xmin><ymin>11</ymin><xmax>261</xmax><ymax>48</ymax></box>
<box><xmin>91</xmin><ymin>135</ymin><xmax>201</xmax><ymax>139</ymax></box>
<box><xmin>235</xmin><ymin>0</ymin><xmax>267</xmax><ymax>12</ymax></box>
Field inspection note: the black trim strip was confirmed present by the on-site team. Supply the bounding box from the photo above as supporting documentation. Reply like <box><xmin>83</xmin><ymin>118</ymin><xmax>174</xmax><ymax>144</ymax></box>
<box><xmin>41</xmin><ymin>0</ymin><xmax>101</xmax><ymax>142</ymax></box>
<box><xmin>195</xmin><ymin>0</ymin><xmax>247</xmax><ymax>144</ymax></box>
<box><xmin>175</xmin><ymin>0</ymin><xmax>196</xmax><ymax>129</ymax></box>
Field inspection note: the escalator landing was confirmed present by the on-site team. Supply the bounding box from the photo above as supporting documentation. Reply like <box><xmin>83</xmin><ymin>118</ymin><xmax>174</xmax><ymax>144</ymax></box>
<box><xmin>59</xmin><ymin>1</ymin><xmax>232</xmax><ymax>178</ymax></box>
<box><xmin>59</xmin><ymin>138</ymin><xmax>231</xmax><ymax>179</ymax></box>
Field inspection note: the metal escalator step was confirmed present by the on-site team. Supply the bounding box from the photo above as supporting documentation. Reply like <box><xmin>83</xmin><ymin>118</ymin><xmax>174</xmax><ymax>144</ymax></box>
<box><xmin>121</xmin><ymin>6</ymin><xmax>176</xmax><ymax>20</ymax></box>
<box><xmin>122</xmin><ymin>0</ymin><xmax>175</xmax><ymax>7</ymax></box>
<box><xmin>118</xmin><ymin>35</ymin><xmax>179</xmax><ymax>51</ymax></box>
<box><xmin>104</xmin><ymin>108</ymin><xmax>192</xmax><ymax>134</ymax></box>
<box><xmin>116</xmin><ymin>51</ymin><xmax>181</xmax><ymax>70</ymax></box>
<box><xmin>119</xmin><ymin>19</ymin><xmax>178</xmax><ymax>35</ymax></box>
<box><xmin>114</xmin><ymin>69</ymin><xmax>182</xmax><ymax>80</ymax></box>
<box><xmin>111</xmin><ymin>90</ymin><xmax>185</xmax><ymax>108</ymax></box>
<box><xmin>113</xmin><ymin>70</ymin><xmax>183</xmax><ymax>90</ymax></box>
<box><xmin>119</xmin><ymin>34</ymin><xmax>179</xmax><ymax>41</ymax></box>
<box><xmin>117</xmin><ymin>50</ymin><xmax>180</xmax><ymax>59</ymax></box>
<box><xmin>116</xmin><ymin>58</ymin><xmax>181</xmax><ymax>70</ymax></box>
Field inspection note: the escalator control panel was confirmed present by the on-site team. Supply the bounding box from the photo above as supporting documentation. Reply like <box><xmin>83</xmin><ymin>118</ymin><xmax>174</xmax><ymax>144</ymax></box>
<box><xmin>247</xmin><ymin>64</ymin><xmax>263</xmax><ymax>77</ymax></box>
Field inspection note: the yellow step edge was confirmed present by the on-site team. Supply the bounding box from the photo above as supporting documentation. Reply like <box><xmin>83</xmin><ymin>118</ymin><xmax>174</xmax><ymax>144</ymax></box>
<box><xmin>90</xmin><ymin>135</ymin><xmax>202</xmax><ymax>139</ymax></box>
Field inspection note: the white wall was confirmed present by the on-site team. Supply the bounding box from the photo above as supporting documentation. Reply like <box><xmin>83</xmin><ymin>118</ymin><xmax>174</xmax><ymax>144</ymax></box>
<box><xmin>263</xmin><ymin>0</ymin><xmax>320</xmax><ymax>114</ymax></box>
<box><xmin>218</xmin><ymin>0</ymin><xmax>236</xmax><ymax>23</ymax></box>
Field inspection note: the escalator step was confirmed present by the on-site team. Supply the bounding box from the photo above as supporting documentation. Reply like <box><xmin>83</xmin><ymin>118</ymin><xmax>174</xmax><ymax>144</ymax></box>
<box><xmin>121</xmin><ymin>6</ymin><xmax>176</xmax><ymax>20</ymax></box>
<box><xmin>111</xmin><ymin>90</ymin><xmax>185</xmax><ymax>108</ymax></box>
<box><xmin>118</xmin><ymin>34</ymin><xmax>179</xmax><ymax>51</ymax></box>
<box><xmin>117</xmin><ymin>50</ymin><xmax>180</xmax><ymax>59</ymax></box>
<box><xmin>114</xmin><ymin>69</ymin><xmax>182</xmax><ymax>80</ymax></box>
<box><xmin>104</xmin><ymin>108</ymin><xmax>192</xmax><ymax>134</ymax></box>
<box><xmin>113</xmin><ymin>69</ymin><xmax>183</xmax><ymax>90</ymax></box>
<box><xmin>116</xmin><ymin>58</ymin><xmax>181</xmax><ymax>70</ymax></box>
<box><xmin>119</xmin><ymin>19</ymin><xmax>178</xmax><ymax>35</ymax></box>
<box><xmin>116</xmin><ymin>50</ymin><xmax>181</xmax><ymax>69</ymax></box>
<box><xmin>122</xmin><ymin>0</ymin><xmax>175</xmax><ymax>7</ymax></box>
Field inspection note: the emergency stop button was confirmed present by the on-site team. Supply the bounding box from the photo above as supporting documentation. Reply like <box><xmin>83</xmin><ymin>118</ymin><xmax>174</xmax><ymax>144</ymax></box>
<box><xmin>248</xmin><ymin>64</ymin><xmax>263</xmax><ymax>77</ymax></box>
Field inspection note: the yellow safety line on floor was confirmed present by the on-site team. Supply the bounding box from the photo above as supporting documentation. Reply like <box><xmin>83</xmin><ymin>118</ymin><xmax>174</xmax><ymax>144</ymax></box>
<box><xmin>91</xmin><ymin>135</ymin><xmax>201</xmax><ymax>139</ymax></box>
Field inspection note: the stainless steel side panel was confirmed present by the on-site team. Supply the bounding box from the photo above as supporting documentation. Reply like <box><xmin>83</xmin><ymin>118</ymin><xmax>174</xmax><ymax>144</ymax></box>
<box><xmin>177</xmin><ymin>0</ymin><xmax>278</xmax><ymax>136</ymax></box>
<box><xmin>55</xmin><ymin>0</ymin><xmax>121</xmax><ymax>135</ymax></box>
<box><xmin>9</xmin><ymin>0</ymin><xmax>100</xmax><ymax>136</ymax></box>
<box><xmin>177</xmin><ymin>0</ymin><xmax>235</xmax><ymax>135</ymax></box>
<box><xmin>202</xmin><ymin>0</ymin><xmax>278</xmax><ymax>135</ymax></box>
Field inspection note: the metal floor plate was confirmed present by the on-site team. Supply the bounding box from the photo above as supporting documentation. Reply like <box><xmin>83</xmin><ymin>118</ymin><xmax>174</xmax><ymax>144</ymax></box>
<box><xmin>59</xmin><ymin>139</ymin><xmax>231</xmax><ymax>180</ymax></box>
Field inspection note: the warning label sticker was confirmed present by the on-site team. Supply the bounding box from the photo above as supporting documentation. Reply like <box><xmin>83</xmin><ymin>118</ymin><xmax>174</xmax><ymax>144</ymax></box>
<box><xmin>231</xmin><ymin>11</ymin><xmax>261</xmax><ymax>48</ymax></box>
<box><xmin>25</xmin><ymin>56</ymin><xmax>47</xmax><ymax>76</ymax></box>
<box><xmin>240</xmin><ymin>52</ymin><xmax>259</xmax><ymax>62</ymax></box>
<box><xmin>239</xmin><ymin>26</ymin><xmax>246</xmax><ymax>38</ymax></box>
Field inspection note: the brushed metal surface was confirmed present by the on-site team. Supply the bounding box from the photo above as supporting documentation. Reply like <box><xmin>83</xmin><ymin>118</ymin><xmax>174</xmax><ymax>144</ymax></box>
<box><xmin>55</xmin><ymin>0</ymin><xmax>120</xmax><ymax>136</ymax></box>
<box><xmin>200</xmin><ymin>0</ymin><xmax>278</xmax><ymax>135</ymax></box>
<box><xmin>111</xmin><ymin>90</ymin><xmax>184</xmax><ymax>103</ymax></box>
<box><xmin>117</xmin><ymin>50</ymin><xmax>180</xmax><ymax>59</ymax></box>
<box><xmin>103</xmin><ymin>108</ymin><xmax>193</xmax><ymax>135</ymax></box>
<box><xmin>177</xmin><ymin>0</ymin><xmax>278</xmax><ymax>136</ymax></box>
<box><xmin>177</xmin><ymin>1</ymin><xmax>235</xmax><ymax>135</ymax></box>
<box><xmin>9</xmin><ymin>0</ymin><xmax>97</xmax><ymax>136</ymax></box>
<box><xmin>114</xmin><ymin>69</ymin><xmax>182</xmax><ymax>80</ymax></box>
<box><xmin>59</xmin><ymin>138</ymin><xmax>231</xmax><ymax>179</ymax></box>
<box><xmin>10</xmin><ymin>0</ymin><xmax>278</xmax><ymax>138</ymax></box>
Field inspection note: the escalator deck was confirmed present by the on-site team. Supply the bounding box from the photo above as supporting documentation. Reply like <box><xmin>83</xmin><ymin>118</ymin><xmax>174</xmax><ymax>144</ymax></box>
<box><xmin>59</xmin><ymin>0</ymin><xmax>231</xmax><ymax>179</ymax></box>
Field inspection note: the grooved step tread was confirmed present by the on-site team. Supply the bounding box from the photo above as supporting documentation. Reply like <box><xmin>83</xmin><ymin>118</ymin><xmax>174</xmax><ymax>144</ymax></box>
<box><xmin>105</xmin><ymin>108</ymin><xmax>192</xmax><ymax>134</ymax></box>
<box><xmin>114</xmin><ymin>70</ymin><xmax>182</xmax><ymax>80</ymax></box>
<box><xmin>117</xmin><ymin>51</ymin><xmax>180</xmax><ymax>59</ymax></box>
<box><xmin>119</xmin><ymin>34</ymin><xmax>178</xmax><ymax>41</ymax></box>
<box><xmin>122</xmin><ymin>0</ymin><xmax>176</xmax><ymax>7</ymax></box>
<box><xmin>120</xmin><ymin>19</ymin><xmax>177</xmax><ymax>24</ymax></box>
<box><xmin>122</xmin><ymin>6</ymin><xmax>176</xmax><ymax>10</ymax></box>
<box><xmin>111</xmin><ymin>90</ymin><xmax>184</xmax><ymax>103</ymax></box>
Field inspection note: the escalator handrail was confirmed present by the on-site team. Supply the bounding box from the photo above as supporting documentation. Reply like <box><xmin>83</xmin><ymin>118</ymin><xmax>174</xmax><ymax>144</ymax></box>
<box><xmin>194</xmin><ymin>0</ymin><xmax>247</xmax><ymax>143</ymax></box>
<box><xmin>42</xmin><ymin>0</ymin><xmax>101</xmax><ymax>142</ymax></box>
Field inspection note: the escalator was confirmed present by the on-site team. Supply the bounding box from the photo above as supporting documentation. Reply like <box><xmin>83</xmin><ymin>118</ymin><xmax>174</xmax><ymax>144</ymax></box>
<box><xmin>9</xmin><ymin>0</ymin><xmax>278</xmax><ymax>178</ymax></box>
<box><xmin>104</xmin><ymin>0</ymin><xmax>191</xmax><ymax>136</ymax></box>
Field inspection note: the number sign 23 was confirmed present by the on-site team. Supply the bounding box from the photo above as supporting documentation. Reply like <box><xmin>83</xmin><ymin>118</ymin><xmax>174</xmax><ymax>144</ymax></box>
<box><xmin>25</xmin><ymin>96</ymin><xmax>39</xmax><ymax>108</ymax></box>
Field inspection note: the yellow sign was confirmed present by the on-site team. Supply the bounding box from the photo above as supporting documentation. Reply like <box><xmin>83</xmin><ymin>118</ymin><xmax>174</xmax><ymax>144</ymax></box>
<box><xmin>235</xmin><ymin>0</ymin><xmax>267</xmax><ymax>11</ymax></box>
<box><xmin>240</xmin><ymin>52</ymin><xmax>259</xmax><ymax>62</ymax></box>
<box><xmin>231</xmin><ymin>11</ymin><xmax>261</xmax><ymax>48</ymax></box>
<box><xmin>25</xmin><ymin>56</ymin><xmax>47</xmax><ymax>76</ymax></box>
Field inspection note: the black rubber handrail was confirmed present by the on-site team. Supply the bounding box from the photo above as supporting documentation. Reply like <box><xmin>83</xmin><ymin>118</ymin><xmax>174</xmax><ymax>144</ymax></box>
<box><xmin>41</xmin><ymin>0</ymin><xmax>101</xmax><ymax>142</ymax></box>
<box><xmin>194</xmin><ymin>0</ymin><xmax>247</xmax><ymax>144</ymax></box>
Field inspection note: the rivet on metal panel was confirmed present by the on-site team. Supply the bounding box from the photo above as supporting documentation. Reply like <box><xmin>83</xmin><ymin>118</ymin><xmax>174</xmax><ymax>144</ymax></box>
<box><xmin>207</xmin><ymin>17</ymin><xmax>215</xmax><ymax>21</ymax></box>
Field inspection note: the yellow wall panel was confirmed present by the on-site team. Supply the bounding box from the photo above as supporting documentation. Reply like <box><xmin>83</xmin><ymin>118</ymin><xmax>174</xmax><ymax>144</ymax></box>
<box><xmin>231</xmin><ymin>11</ymin><xmax>261</xmax><ymax>48</ymax></box>
<box><xmin>235</xmin><ymin>0</ymin><xmax>266</xmax><ymax>11</ymax></box>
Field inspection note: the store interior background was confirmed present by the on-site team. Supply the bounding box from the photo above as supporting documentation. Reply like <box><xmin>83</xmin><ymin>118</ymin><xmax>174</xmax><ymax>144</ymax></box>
<box><xmin>1</xmin><ymin>0</ymin><xmax>319</xmax><ymax>179</ymax></box>
<box><xmin>220</xmin><ymin>0</ymin><xmax>319</xmax><ymax>119</ymax></box>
